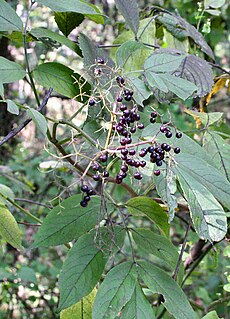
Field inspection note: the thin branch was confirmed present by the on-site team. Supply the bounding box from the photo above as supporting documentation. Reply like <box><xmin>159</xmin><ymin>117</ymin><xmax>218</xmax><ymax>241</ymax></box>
<box><xmin>17</xmin><ymin>221</ymin><xmax>40</xmax><ymax>227</ymax></box>
<box><xmin>0</xmin><ymin>88</ymin><xmax>53</xmax><ymax>147</ymax></box>
<box><xmin>209</xmin><ymin>62</ymin><xmax>230</xmax><ymax>76</ymax></box>
<box><xmin>14</xmin><ymin>198</ymin><xmax>52</xmax><ymax>209</ymax></box>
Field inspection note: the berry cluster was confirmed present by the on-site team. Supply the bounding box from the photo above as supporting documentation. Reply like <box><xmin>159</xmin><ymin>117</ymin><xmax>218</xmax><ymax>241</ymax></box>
<box><xmin>80</xmin><ymin>185</ymin><xmax>95</xmax><ymax>207</ymax></box>
<box><xmin>92</xmin><ymin>153</ymin><xmax>110</xmax><ymax>181</ymax></box>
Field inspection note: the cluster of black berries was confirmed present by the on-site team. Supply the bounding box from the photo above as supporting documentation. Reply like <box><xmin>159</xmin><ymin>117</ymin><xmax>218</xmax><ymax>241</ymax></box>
<box><xmin>92</xmin><ymin>153</ymin><xmax>110</xmax><ymax>182</ymax></box>
<box><xmin>80</xmin><ymin>185</ymin><xmax>96</xmax><ymax>207</ymax></box>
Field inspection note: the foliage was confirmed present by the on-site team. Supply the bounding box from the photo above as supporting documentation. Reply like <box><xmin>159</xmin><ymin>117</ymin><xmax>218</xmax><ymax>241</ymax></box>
<box><xmin>0</xmin><ymin>0</ymin><xmax>229</xmax><ymax>318</ymax></box>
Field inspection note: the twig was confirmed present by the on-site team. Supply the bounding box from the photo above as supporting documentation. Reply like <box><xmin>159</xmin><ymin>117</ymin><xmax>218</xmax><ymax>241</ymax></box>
<box><xmin>17</xmin><ymin>221</ymin><xmax>40</xmax><ymax>227</ymax></box>
<box><xmin>209</xmin><ymin>62</ymin><xmax>230</xmax><ymax>76</ymax></box>
<box><xmin>0</xmin><ymin>88</ymin><xmax>53</xmax><ymax>147</ymax></box>
<box><xmin>14</xmin><ymin>198</ymin><xmax>52</xmax><ymax>209</ymax></box>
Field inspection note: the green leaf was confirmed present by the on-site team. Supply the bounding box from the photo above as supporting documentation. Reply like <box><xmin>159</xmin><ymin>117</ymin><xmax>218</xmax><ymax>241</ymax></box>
<box><xmin>33</xmin><ymin>62</ymin><xmax>90</xmax><ymax>100</ymax></box>
<box><xmin>204</xmin><ymin>0</ymin><xmax>225</xmax><ymax>9</ymax></box>
<box><xmin>27</xmin><ymin>108</ymin><xmax>47</xmax><ymax>137</ymax></box>
<box><xmin>176</xmin><ymin>167</ymin><xmax>227</xmax><ymax>242</ymax></box>
<box><xmin>126</xmin><ymin>76</ymin><xmax>151</xmax><ymax>106</ymax></box>
<box><xmin>176</xmin><ymin>153</ymin><xmax>230</xmax><ymax>210</ymax></box>
<box><xmin>186</xmin><ymin>110</ymin><xmax>223</xmax><ymax>126</ymax></box>
<box><xmin>137</xmin><ymin>261</ymin><xmax>198</xmax><ymax>319</ymax></box>
<box><xmin>116</xmin><ymin>40</ymin><xmax>144</xmax><ymax>68</ymax></box>
<box><xmin>92</xmin><ymin>262</ymin><xmax>137</xmax><ymax>319</ymax></box>
<box><xmin>126</xmin><ymin>196</ymin><xmax>169</xmax><ymax>237</ymax></box>
<box><xmin>17</xmin><ymin>266</ymin><xmax>37</xmax><ymax>283</ymax></box>
<box><xmin>203</xmin><ymin>131</ymin><xmax>230</xmax><ymax>181</ymax></box>
<box><xmin>0</xmin><ymin>82</ymin><xmax>4</xmax><ymax>98</ymax></box>
<box><xmin>6</xmin><ymin>99</ymin><xmax>19</xmax><ymax>115</ymax></box>
<box><xmin>115</xmin><ymin>0</ymin><xmax>139</xmax><ymax>35</ymax></box>
<box><xmin>131</xmin><ymin>229</ymin><xmax>184</xmax><ymax>281</ymax></box>
<box><xmin>60</xmin><ymin>289</ymin><xmax>96</xmax><ymax>319</ymax></box>
<box><xmin>0</xmin><ymin>205</ymin><xmax>23</xmax><ymax>249</ymax></box>
<box><xmin>37</xmin><ymin>0</ymin><xmax>101</xmax><ymax>15</ymax></box>
<box><xmin>144</xmin><ymin>52</ymin><xmax>186</xmax><ymax>73</ymax></box>
<box><xmin>30</xmin><ymin>28</ymin><xmax>82</xmax><ymax>56</ymax></box>
<box><xmin>54</xmin><ymin>12</ymin><xmax>84</xmax><ymax>37</ymax></box>
<box><xmin>0</xmin><ymin>57</ymin><xmax>26</xmax><ymax>83</ymax></box>
<box><xmin>120</xmin><ymin>283</ymin><xmax>156</xmax><ymax>319</ymax></box>
<box><xmin>202</xmin><ymin>310</ymin><xmax>223</xmax><ymax>319</ymax></box>
<box><xmin>58</xmin><ymin>232</ymin><xmax>107</xmax><ymax>311</ymax></box>
<box><xmin>0</xmin><ymin>0</ymin><xmax>23</xmax><ymax>31</ymax></box>
<box><xmin>31</xmin><ymin>195</ymin><xmax>103</xmax><ymax>247</ymax></box>
<box><xmin>0</xmin><ymin>184</ymin><xmax>15</xmax><ymax>205</ymax></box>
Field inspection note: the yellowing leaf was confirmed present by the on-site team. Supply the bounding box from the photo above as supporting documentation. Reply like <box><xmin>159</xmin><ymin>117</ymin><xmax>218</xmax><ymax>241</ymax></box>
<box><xmin>184</xmin><ymin>108</ymin><xmax>202</xmax><ymax>128</ymax></box>
<box><xmin>60</xmin><ymin>288</ymin><xmax>96</xmax><ymax>319</ymax></box>
<box><xmin>206</xmin><ymin>75</ymin><xmax>230</xmax><ymax>105</ymax></box>
<box><xmin>184</xmin><ymin>109</ymin><xmax>223</xmax><ymax>128</ymax></box>
<box><xmin>0</xmin><ymin>205</ymin><xmax>23</xmax><ymax>249</ymax></box>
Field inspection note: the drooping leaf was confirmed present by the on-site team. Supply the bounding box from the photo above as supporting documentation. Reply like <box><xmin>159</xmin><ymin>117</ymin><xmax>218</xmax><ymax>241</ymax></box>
<box><xmin>31</xmin><ymin>195</ymin><xmax>103</xmax><ymax>247</ymax></box>
<box><xmin>0</xmin><ymin>57</ymin><xmax>26</xmax><ymax>83</ymax></box>
<box><xmin>156</xmin><ymin>12</ymin><xmax>214</xmax><ymax>60</ymax></box>
<box><xmin>33</xmin><ymin>62</ymin><xmax>90</xmax><ymax>100</ymax></box>
<box><xmin>175</xmin><ymin>153</ymin><xmax>230</xmax><ymax>210</ymax></box>
<box><xmin>37</xmin><ymin>0</ymin><xmax>101</xmax><ymax>15</ymax></box>
<box><xmin>206</xmin><ymin>75</ymin><xmax>230</xmax><ymax>105</ymax></box>
<box><xmin>27</xmin><ymin>108</ymin><xmax>47</xmax><ymax>137</ymax></box>
<box><xmin>203</xmin><ymin>131</ymin><xmax>230</xmax><ymax>181</ymax></box>
<box><xmin>0</xmin><ymin>0</ymin><xmax>23</xmax><ymax>32</ymax></box>
<box><xmin>204</xmin><ymin>0</ymin><xmax>225</xmax><ymax>9</ymax></box>
<box><xmin>54</xmin><ymin>12</ymin><xmax>84</xmax><ymax>37</ymax></box>
<box><xmin>6</xmin><ymin>99</ymin><xmax>19</xmax><ymax>115</ymax></box>
<box><xmin>58</xmin><ymin>232</ymin><xmax>107</xmax><ymax>311</ymax></box>
<box><xmin>120</xmin><ymin>283</ymin><xmax>156</xmax><ymax>319</ymax></box>
<box><xmin>184</xmin><ymin>109</ymin><xmax>223</xmax><ymax>128</ymax></box>
<box><xmin>126</xmin><ymin>76</ymin><xmax>151</xmax><ymax>106</ymax></box>
<box><xmin>137</xmin><ymin>261</ymin><xmax>199</xmax><ymax>319</ymax></box>
<box><xmin>0</xmin><ymin>184</ymin><xmax>15</xmax><ymax>205</ymax></box>
<box><xmin>131</xmin><ymin>228</ymin><xmax>184</xmax><ymax>282</ymax></box>
<box><xmin>126</xmin><ymin>196</ymin><xmax>169</xmax><ymax>237</ymax></box>
<box><xmin>176</xmin><ymin>167</ymin><xmax>227</xmax><ymax>242</ymax></box>
<box><xmin>0</xmin><ymin>205</ymin><xmax>23</xmax><ymax>249</ymax></box>
<box><xmin>92</xmin><ymin>262</ymin><xmax>137</xmax><ymax>319</ymax></box>
<box><xmin>60</xmin><ymin>289</ymin><xmax>96</xmax><ymax>319</ymax></box>
<box><xmin>30</xmin><ymin>28</ymin><xmax>82</xmax><ymax>56</ymax></box>
<box><xmin>115</xmin><ymin>0</ymin><xmax>140</xmax><ymax>35</ymax></box>
<box><xmin>153</xmin><ymin>166</ymin><xmax>178</xmax><ymax>222</ymax></box>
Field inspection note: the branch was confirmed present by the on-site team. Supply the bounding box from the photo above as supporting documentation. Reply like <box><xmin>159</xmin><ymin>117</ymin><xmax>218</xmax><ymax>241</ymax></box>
<box><xmin>15</xmin><ymin>198</ymin><xmax>52</xmax><ymax>209</ymax></box>
<box><xmin>0</xmin><ymin>88</ymin><xmax>53</xmax><ymax>147</ymax></box>
<box><xmin>209</xmin><ymin>62</ymin><xmax>230</xmax><ymax>76</ymax></box>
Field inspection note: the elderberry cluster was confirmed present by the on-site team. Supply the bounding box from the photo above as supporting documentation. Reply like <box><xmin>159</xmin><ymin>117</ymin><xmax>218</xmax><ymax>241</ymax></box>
<box><xmin>80</xmin><ymin>185</ymin><xmax>96</xmax><ymax>207</ymax></box>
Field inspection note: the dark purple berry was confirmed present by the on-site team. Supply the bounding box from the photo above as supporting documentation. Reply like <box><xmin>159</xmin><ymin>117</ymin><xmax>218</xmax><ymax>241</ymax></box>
<box><xmin>117</xmin><ymin>96</ymin><xmax>122</xmax><ymax>102</ymax></box>
<box><xmin>151</xmin><ymin>111</ymin><xmax>158</xmax><ymax>118</ymax></box>
<box><xmin>92</xmin><ymin>163</ymin><xmax>100</xmax><ymax>171</ymax></box>
<box><xmin>89</xmin><ymin>99</ymin><xmax>95</xmax><ymax>106</ymax></box>
<box><xmin>140</xmin><ymin>160</ymin><xmax>146</xmax><ymax>167</ymax></box>
<box><xmin>165</xmin><ymin>131</ymin><xmax>173</xmax><ymax>138</ymax></box>
<box><xmin>121</xmin><ymin>130</ymin><xmax>129</xmax><ymax>137</ymax></box>
<box><xmin>116</xmin><ymin>125</ymin><xmax>123</xmax><ymax>133</ymax></box>
<box><xmin>120</xmin><ymin>139</ymin><xmax>127</xmax><ymax>146</ymax></box>
<box><xmin>139</xmin><ymin>151</ymin><xmax>146</xmax><ymax>157</ymax></box>
<box><xmin>120</xmin><ymin>104</ymin><xmax>127</xmax><ymax>111</ymax></box>
<box><xmin>130</xmin><ymin>160</ymin><xmax>136</xmax><ymax>166</ymax></box>
<box><xmin>134</xmin><ymin>172</ymin><xmax>142</xmax><ymax>180</ymax></box>
<box><xmin>97</xmin><ymin>58</ymin><xmax>105</xmax><ymax>64</ymax></box>
<box><xmin>130</xmin><ymin>127</ymin><xmax>136</xmax><ymax>133</ymax></box>
<box><xmin>150</xmin><ymin>118</ymin><xmax>156</xmax><ymax>124</ymax></box>
<box><xmin>135</xmin><ymin>161</ymin><xmax>140</xmax><ymax>167</ymax></box>
<box><xmin>116</xmin><ymin>178</ymin><xmax>122</xmax><ymax>184</ymax></box>
<box><xmin>174</xmin><ymin>147</ymin><xmax>181</xmax><ymax>154</ymax></box>
<box><xmin>84</xmin><ymin>195</ymin><xmax>91</xmax><ymax>202</ymax></box>
<box><xmin>135</xmin><ymin>114</ymin><xmax>141</xmax><ymax>121</ymax></box>
<box><xmin>154</xmin><ymin>170</ymin><xmax>161</xmax><ymax>176</ymax></box>
<box><xmin>176</xmin><ymin>132</ymin><xmax>182</xmax><ymax>139</ymax></box>
<box><xmin>125</xmin><ymin>137</ymin><xmax>132</xmax><ymax>144</ymax></box>
<box><xmin>156</xmin><ymin>160</ymin><xmax>163</xmax><ymax>166</ymax></box>
<box><xmin>121</xmin><ymin>149</ymin><xmax>128</xmax><ymax>156</ymax></box>
<box><xmin>121</xmin><ymin>164</ymin><xmax>128</xmax><ymax>172</ymax></box>
<box><xmin>81</xmin><ymin>185</ymin><xmax>89</xmax><ymax>192</ymax></box>
<box><xmin>103</xmin><ymin>170</ymin><xmax>109</xmax><ymax>177</ymax></box>
<box><xmin>93</xmin><ymin>174</ymin><xmax>100</xmax><ymax>181</ymax></box>
<box><xmin>138</xmin><ymin>123</ymin><xmax>145</xmax><ymax>130</ymax></box>
<box><xmin>80</xmin><ymin>200</ymin><xmax>88</xmax><ymax>207</ymax></box>
<box><xmin>129</xmin><ymin>149</ymin><xmax>136</xmax><ymax>156</ymax></box>
<box><xmin>123</xmin><ymin>110</ymin><xmax>131</xmax><ymax>117</ymax></box>
<box><xmin>125</xmin><ymin>95</ymin><xmax>132</xmax><ymax>101</ymax></box>
<box><xmin>165</xmin><ymin>145</ymin><xmax>171</xmax><ymax>152</ymax></box>
<box><xmin>126</xmin><ymin>158</ymin><xmax>132</xmax><ymax>165</ymax></box>
<box><xmin>116</xmin><ymin>76</ymin><xmax>125</xmax><ymax>85</ymax></box>
<box><xmin>148</xmin><ymin>146</ymin><xmax>155</xmax><ymax>153</ymax></box>
<box><xmin>160</xmin><ymin>126</ymin><xmax>167</xmax><ymax>133</ymax></box>
<box><xmin>87</xmin><ymin>189</ymin><xmax>95</xmax><ymax>196</ymax></box>
<box><xmin>99</xmin><ymin>154</ymin><xmax>108</xmax><ymax>162</ymax></box>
